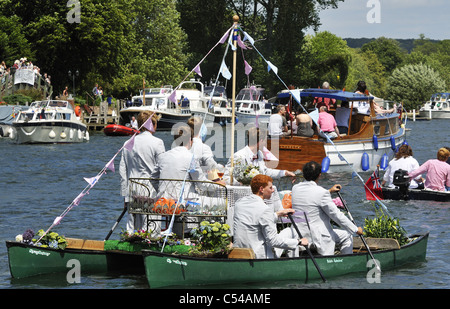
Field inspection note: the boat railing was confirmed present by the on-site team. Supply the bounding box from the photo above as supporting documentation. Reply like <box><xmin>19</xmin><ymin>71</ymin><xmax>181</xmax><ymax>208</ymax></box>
<box><xmin>128</xmin><ymin>178</ymin><xmax>228</xmax><ymax>217</ymax></box>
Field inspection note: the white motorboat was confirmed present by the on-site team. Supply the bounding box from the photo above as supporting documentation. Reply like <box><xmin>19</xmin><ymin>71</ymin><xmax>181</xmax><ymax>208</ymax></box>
<box><xmin>11</xmin><ymin>100</ymin><xmax>89</xmax><ymax>144</ymax></box>
<box><xmin>234</xmin><ymin>86</ymin><xmax>272</xmax><ymax>125</ymax></box>
<box><xmin>419</xmin><ymin>93</ymin><xmax>450</xmax><ymax>119</ymax></box>
<box><xmin>175</xmin><ymin>79</ymin><xmax>215</xmax><ymax>124</ymax></box>
<box><xmin>204</xmin><ymin>83</ymin><xmax>232</xmax><ymax>125</ymax></box>
<box><xmin>119</xmin><ymin>86</ymin><xmax>192</xmax><ymax>130</ymax></box>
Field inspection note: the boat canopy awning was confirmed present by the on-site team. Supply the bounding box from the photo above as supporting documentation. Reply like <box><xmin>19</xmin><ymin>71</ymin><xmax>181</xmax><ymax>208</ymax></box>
<box><xmin>277</xmin><ymin>89</ymin><xmax>374</xmax><ymax>102</ymax></box>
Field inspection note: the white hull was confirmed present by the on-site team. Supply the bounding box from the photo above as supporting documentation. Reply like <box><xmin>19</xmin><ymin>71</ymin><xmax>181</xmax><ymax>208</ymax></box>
<box><xmin>324</xmin><ymin>128</ymin><xmax>406</xmax><ymax>173</ymax></box>
<box><xmin>418</xmin><ymin>110</ymin><xmax>450</xmax><ymax>119</ymax></box>
<box><xmin>235</xmin><ymin>112</ymin><xmax>270</xmax><ymax>125</ymax></box>
<box><xmin>13</xmin><ymin>122</ymin><xmax>88</xmax><ymax>144</ymax></box>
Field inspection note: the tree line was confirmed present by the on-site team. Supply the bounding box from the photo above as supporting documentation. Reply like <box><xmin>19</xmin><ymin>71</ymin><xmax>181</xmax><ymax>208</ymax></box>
<box><xmin>0</xmin><ymin>0</ymin><xmax>447</xmax><ymax>110</ymax></box>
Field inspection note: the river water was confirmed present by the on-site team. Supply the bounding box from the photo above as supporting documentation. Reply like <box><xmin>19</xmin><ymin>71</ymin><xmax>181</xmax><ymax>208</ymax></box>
<box><xmin>0</xmin><ymin>119</ymin><xmax>449</xmax><ymax>290</ymax></box>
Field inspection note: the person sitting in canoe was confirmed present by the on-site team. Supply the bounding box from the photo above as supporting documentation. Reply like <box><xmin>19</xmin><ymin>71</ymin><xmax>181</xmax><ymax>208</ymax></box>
<box><xmin>224</xmin><ymin>126</ymin><xmax>296</xmax><ymax>185</ymax></box>
<box><xmin>291</xmin><ymin>161</ymin><xmax>363</xmax><ymax>256</ymax></box>
<box><xmin>408</xmin><ymin>147</ymin><xmax>450</xmax><ymax>192</ymax></box>
<box><xmin>233</xmin><ymin>174</ymin><xmax>308</xmax><ymax>259</ymax></box>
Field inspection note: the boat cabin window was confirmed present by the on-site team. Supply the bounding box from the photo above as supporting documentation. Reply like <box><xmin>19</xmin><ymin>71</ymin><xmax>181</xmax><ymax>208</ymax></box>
<box><xmin>373</xmin><ymin>124</ymin><xmax>380</xmax><ymax>135</ymax></box>
<box><xmin>19</xmin><ymin>113</ymin><xmax>35</xmax><ymax>121</ymax></box>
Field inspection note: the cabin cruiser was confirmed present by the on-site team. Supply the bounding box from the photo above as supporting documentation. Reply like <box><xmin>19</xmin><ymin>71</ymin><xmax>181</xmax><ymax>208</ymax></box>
<box><xmin>204</xmin><ymin>84</ymin><xmax>232</xmax><ymax>125</ymax></box>
<box><xmin>419</xmin><ymin>92</ymin><xmax>450</xmax><ymax>119</ymax></box>
<box><xmin>234</xmin><ymin>86</ymin><xmax>272</xmax><ymax>125</ymax></box>
<box><xmin>11</xmin><ymin>100</ymin><xmax>89</xmax><ymax>144</ymax></box>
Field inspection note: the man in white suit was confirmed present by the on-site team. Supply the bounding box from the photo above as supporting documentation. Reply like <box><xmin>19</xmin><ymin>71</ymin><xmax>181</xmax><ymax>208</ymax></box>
<box><xmin>119</xmin><ymin>111</ymin><xmax>165</xmax><ymax>233</ymax></box>
<box><xmin>291</xmin><ymin>161</ymin><xmax>363</xmax><ymax>255</ymax></box>
<box><xmin>233</xmin><ymin>174</ymin><xmax>308</xmax><ymax>259</ymax></box>
<box><xmin>187</xmin><ymin>116</ymin><xmax>218</xmax><ymax>173</ymax></box>
<box><xmin>152</xmin><ymin>124</ymin><xmax>225</xmax><ymax>236</ymax></box>
<box><xmin>225</xmin><ymin>127</ymin><xmax>295</xmax><ymax>185</ymax></box>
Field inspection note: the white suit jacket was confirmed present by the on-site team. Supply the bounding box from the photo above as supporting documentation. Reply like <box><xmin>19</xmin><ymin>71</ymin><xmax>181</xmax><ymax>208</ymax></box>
<box><xmin>153</xmin><ymin>146</ymin><xmax>214</xmax><ymax>200</ymax></box>
<box><xmin>291</xmin><ymin>181</ymin><xmax>357</xmax><ymax>255</ymax></box>
<box><xmin>119</xmin><ymin>131</ymin><xmax>166</xmax><ymax>201</ymax></box>
<box><xmin>233</xmin><ymin>194</ymin><xmax>298</xmax><ymax>259</ymax></box>
<box><xmin>191</xmin><ymin>137</ymin><xmax>217</xmax><ymax>172</ymax></box>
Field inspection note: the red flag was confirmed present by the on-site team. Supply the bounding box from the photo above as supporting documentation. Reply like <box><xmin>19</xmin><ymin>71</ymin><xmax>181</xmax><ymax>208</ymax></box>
<box><xmin>365</xmin><ymin>169</ymin><xmax>383</xmax><ymax>200</ymax></box>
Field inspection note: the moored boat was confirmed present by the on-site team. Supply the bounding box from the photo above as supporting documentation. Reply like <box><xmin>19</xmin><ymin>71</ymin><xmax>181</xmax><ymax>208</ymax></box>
<box><xmin>119</xmin><ymin>86</ymin><xmax>192</xmax><ymax>130</ymax></box>
<box><xmin>419</xmin><ymin>93</ymin><xmax>450</xmax><ymax>119</ymax></box>
<box><xmin>103</xmin><ymin>124</ymin><xmax>139</xmax><ymax>136</ymax></box>
<box><xmin>11</xmin><ymin>100</ymin><xmax>89</xmax><ymax>144</ymax></box>
<box><xmin>142</xmin><ymin>233</ymin><xmax>428</xmax><ymax>288</ymax></box>
<box><xmin>204</xmin><ymin>83</ymin><xmax>232</xmax><ymax>125</ymax></box>
<box><xmin>266</xmin><ymin>89</ymin><xmax>405</xmax><ymax>173</ymax></box>
<box><xmin>234</xmin><ymin>86</ymin><xmax>272</xmax><ymax>125</ymax></box>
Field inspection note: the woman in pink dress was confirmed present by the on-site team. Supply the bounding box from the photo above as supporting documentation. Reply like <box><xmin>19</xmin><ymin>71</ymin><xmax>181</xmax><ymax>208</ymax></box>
<box><xmin>408</xmin><ymin>148</ymin><xmax>450</xmax><ymax>192</ymax></box>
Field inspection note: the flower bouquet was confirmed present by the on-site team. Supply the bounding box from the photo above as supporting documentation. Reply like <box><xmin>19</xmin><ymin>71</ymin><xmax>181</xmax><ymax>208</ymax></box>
<box><xmin>15</xmin><ymin>228</ymin><xmax>68</xmax><ymax>250</ymax></box>
<box><xmin>233</xmin><ymin>159</ymin><xmax>260</xmax><ymax>185</ymax></box>
<box><xmin>189</xmin><ymin>221</ymin><xmax>231</xmax><ymax>257</ymax></box>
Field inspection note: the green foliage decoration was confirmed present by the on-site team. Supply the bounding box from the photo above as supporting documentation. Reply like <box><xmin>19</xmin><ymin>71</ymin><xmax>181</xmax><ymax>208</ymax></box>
<box><xmin>364</xmin><ymin>209</ymin><xmax>409</xmax><ymax>246</ymax></box>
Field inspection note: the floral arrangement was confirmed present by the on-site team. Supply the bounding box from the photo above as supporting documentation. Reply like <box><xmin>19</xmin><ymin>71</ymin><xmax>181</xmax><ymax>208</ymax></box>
<box><xmin>189</xmin><ymin>221</ymin><xmax>231</xmax><ymax>256</ymax></box>
<box><xmin>119</xmin><ymin>229</ymin><xmax>189</xmax><ymax>247</ymax></box>
<box><xmin>233</xmin><ymin>159</ymin><xmax>260</xmax><ymax>185</ymax></box>
<box><xmin>364</xmin><ymin>209</ymin><xmax>409</xmax><ymax>246</ymax></box>
<box><xmin>16</xmin><ymin>229</ymin><xmax>68</xmax><ymax>250</ymax></box>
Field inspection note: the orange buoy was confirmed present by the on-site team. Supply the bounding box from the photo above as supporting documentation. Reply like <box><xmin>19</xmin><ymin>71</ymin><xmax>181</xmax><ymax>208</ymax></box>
<box><xmin>74</xmin><ymin>105</ymin><xmax>81</xmax><ymax>117</ymax></box>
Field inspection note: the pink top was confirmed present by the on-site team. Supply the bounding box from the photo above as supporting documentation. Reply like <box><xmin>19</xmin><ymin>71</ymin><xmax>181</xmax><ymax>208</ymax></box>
<box><xmin>318</xmin><ymin>112</ymin><xmax>337</xmax><ymax>132</ymax></box>
<box><xmin>408</xmin><ymin>159</ymin><xmax>450</xmax><ymax>192</ymax></box>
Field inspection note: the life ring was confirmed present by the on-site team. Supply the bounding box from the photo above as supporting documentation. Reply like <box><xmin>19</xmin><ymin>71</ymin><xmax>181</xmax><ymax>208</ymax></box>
<box><xmin>74</xmin><ymin>105</ymin><xmax>81</xmax><ymax>117</ymax></box>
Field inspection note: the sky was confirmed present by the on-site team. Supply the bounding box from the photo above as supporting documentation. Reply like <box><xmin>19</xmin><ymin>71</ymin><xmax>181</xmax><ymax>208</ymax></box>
<box><xmin>306</xmin><ymin>0</ymin><xmax>449</xmax><ymax>40</ymax></box>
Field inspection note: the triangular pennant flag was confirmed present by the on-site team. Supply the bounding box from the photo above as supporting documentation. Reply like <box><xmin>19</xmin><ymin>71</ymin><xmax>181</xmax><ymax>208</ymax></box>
<box><xmin>143</xmin><ymin>115</ymin><xmax>155</xmax><ymax>132</ymax></box>
<box><xmin>243</xmin><ymin>31</ymin><xmax>255</xmax><ymax>45</ymax></box>
<box><xmin>200</xmin><ymin>123</ymin><xmax>207</xmax><ymax>142</ymax></box>
<box><xmin>267</xmin><ymin>61</ymin><xmax>278</xmax><ymax>75</ymax></box>
<box><xmin>105</xmin><ymin>157</ymin><xmax>115</xmax><ymax>173</ymax></box>
<box><xmin>228</xmin><ymin>30</ymin><xmax>236</xmax><ymax>51</ymax></box>
<box><xmin>220</xmin><ymin>61</ymin><xmax>232</xmax><ymax>80</ymax></box>
<box><xmin>308</xmin><ymin>108</ymin><xmax>319</xmax><ymax>124</ymax></box>
<box><xmin>124</xmin><ymin>135</ymin><xmax>135</xmax><ymax>151</ymax></box>
<box><xmin>263</xmin><ymin>146</ymin><xmax>279</xmax><ymax>161</ymax></box>
<box><xmin>219</xmin><ymin>29</ymin><xmax>230</xmax><ymax>44</ymax></box>
<box><xmin>237</xmin><ymin>35</ymin><xmax>247</xmax><ymax>50</ymax></box>
<box><xmin>73</xmin><ymin>192</ymin><xmax>87</xmax><ymax>206</ymax></box>
<box><xmin>84</xmin><ymin>175</ymin><xmax>101</xmax><ymax>187</ymax></box>
<box><xmin>290</xmin><ymin>89</ymin><xmax>301</xmax><ymax>104</ymax></box>
<box><xmin>168</xmin><ymin>90</ymin><xmax>177</xmax><ymax>104</ymax></box>
<box><xmin>244</xmin><ymin>60</ymin><xmax>252</xmax><ymax>75</ymax></box>
<box><xmin>53</xmin><ymin>216</ymin><xmax>63</xmax><ymax>226</ymax></box>
<box><xmin>194</xmin><ymin>64</ymin><xmax>202</xmax><ymax>77</ymax></box>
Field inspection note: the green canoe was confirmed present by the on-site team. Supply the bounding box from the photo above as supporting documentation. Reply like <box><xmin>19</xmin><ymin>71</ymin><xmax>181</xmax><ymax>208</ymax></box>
<box><xmin>6</xmin><ymin>238</ymin><xmax>191</xmax><ymax>279</ymax></box>
<box><xmin>142</xmin><ymin>233</ymin><xmax>429</xmax><ymax>288</ymax></box>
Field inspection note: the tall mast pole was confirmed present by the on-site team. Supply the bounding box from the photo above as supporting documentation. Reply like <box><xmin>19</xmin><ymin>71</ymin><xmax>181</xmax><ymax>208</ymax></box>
<box><xmin>230</xmin><ymin>15</ymin><xmax>239</xmax><ymax>184</ymax></box>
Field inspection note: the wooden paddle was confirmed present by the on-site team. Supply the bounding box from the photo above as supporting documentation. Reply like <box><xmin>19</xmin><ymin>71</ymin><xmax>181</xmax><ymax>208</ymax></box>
<box><xmin>288</xmin><ymin>213</ymin><xmax>327</xmax><ymax>283</ymax></box>
<box><xmin>336</xmin><ymin>191</ymin><xmax>381</xmax><ymax>272</ymax></box>
<box><xmin>104</xmin><ymin>207</ymin><xmax>127</xmax><ymax>241</ymax></box>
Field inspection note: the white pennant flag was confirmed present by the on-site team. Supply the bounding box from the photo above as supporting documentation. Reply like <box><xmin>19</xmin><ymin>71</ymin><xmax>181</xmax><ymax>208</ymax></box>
<box><xmin>267</xmin><ymin>61</ymin><xmax>278</xmax><ymax>75</ymax></box>
<box><xmin>220</xmin><ymin>61</ymin><xmax>232</xmax><ymax>80</ymax></box>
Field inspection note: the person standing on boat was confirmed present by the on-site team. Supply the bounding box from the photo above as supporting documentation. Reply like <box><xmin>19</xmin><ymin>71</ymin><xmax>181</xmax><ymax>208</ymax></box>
<box><xmin>317</xmin><ymin>106</ymin><xmax>340</xmax><ymax>140</ymax></box>
<box><xmin>224</xmin><ymin>127</ymin><xmax>296</xmax><ymax>185</ymax></box>
<box><xmin>130</xmin><ymin>116</ymin><xmax>138</xmax><ymax>130</ymax></box>
<box><xmin>233</xmin><ymin>174</ymin><xmax>308</xmax><ymax>259</ymax></box>
<box><xmin>408</xmin><ymin>147</ymin><xmax>450</xmax><ymax>192</ymax></box>
<box><xmin>153</xmin><ymin>124</ymin><xmax>225</xmax><ymax>236</ymax></box>
<box><xmin>119</xmin><ymin>111</ymin><xmax>165</xmax><ymax>234</ymax></box>
<box><xmin>291</xmin><ymin>161</ymin><xmax>363</xmax><ymax>255</ymax></box>
<box><xmin>268</xmin><ymin>105</ymin><xmax>290</xmax><ymax>137</ymax></box>
<box><xmin>382</xmin><ymin>144</ymin><xmax>423</xmax><ymax>189</ymax></box>
<box><xmin>187</xmin><ymin>116</ymin><xmax>218</xmax><ymax>173</ymax></box>
<box><xmin>314</xmin><ymin>82</ymin><xmax>336</xmax><ymax>110</ymax></box>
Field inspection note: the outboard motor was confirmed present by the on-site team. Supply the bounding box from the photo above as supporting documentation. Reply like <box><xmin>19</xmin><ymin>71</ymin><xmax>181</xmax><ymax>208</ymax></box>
<box><xmin>393</xmin><ymin>169</ymin><xmax>410</xmax><ymax>200</ymax></box>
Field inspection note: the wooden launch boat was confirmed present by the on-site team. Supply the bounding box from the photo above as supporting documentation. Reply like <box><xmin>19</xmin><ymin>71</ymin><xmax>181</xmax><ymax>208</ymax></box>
<box><xmin>382</xmin><ymin>187</ymin><xmax>450</xmax><ymax>202</ymax></box>
<box><xmin>266</xmin><ymin>89</ymin><xmax>405</xmax><ymax>173</ymax></box>
<box><xmin>103</xmin><ymin>124</ymin><xmax>139</xmax><ymax>136</ymax></box>
<box><xmin>142</xmin><ymin>233</ymin><xmax>429</xmax><ymax>289</ymax></box>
